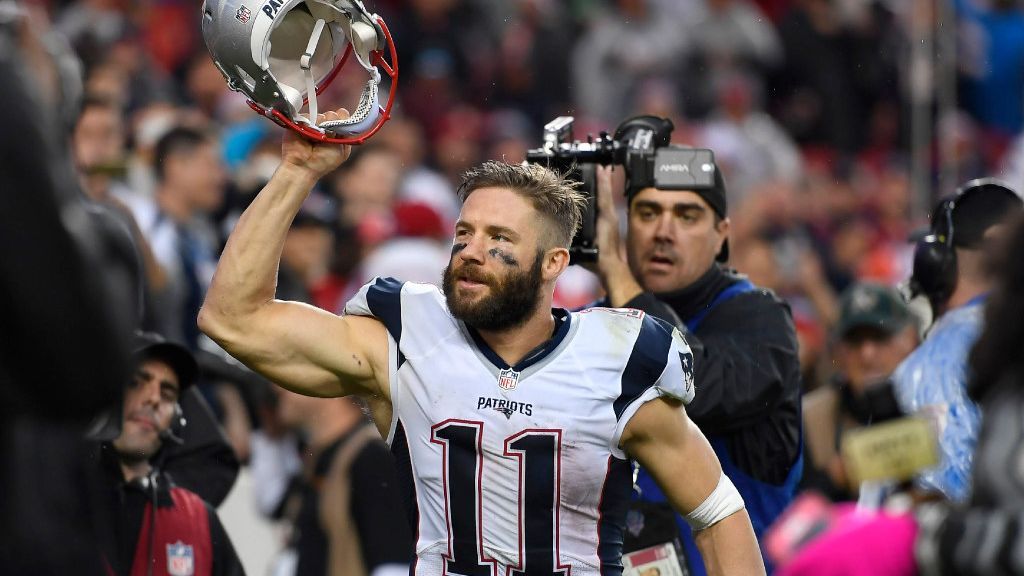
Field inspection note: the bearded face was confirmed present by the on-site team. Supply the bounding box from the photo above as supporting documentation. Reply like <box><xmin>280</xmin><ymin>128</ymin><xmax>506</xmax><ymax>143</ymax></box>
<box><xmin>442</xmin><ymin>248</ymin><xmax>545</xmax><ymax>331</ymax></box>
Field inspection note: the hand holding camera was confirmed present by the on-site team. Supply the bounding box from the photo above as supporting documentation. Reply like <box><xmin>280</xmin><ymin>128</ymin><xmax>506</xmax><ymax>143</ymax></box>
<box><xmin>588</xmin><ymin>164</ymin><xmax>645</xmax><ymax>305</ymax></box>
<box><xmin>525</xmin><ymin>115</ymin><xmax>718</xmax><ymax>265</ymax></box>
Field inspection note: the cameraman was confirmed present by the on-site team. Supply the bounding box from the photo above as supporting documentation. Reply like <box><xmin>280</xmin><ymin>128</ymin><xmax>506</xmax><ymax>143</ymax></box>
<box><xmin>588</xmin><ymin>118</ymin><xmax>802</xmax><ymax>574</ymax></box>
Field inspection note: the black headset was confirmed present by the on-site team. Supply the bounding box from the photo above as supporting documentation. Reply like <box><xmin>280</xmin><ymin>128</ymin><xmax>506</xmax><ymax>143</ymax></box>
<box><xmin>910</xmin><ymin>195</ymin><xmax>959</xmax><ymax>305</ymax></box>
<box><xmin>910</xmin><ymin>178</ymin><xmax>1017</xmax><ymax>306</ymax></box>
<box><xmin>160</xmin><ymin>402</ymin><xmax>187</xmax><ymax>446</ymax></box>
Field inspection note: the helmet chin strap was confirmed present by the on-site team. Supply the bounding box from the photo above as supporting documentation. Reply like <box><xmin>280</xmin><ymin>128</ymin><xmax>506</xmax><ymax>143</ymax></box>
<box><xmin>300</xmin><ymin>17</ymin><xmax>327</xmax><ymax>125</ymax></box>
<box><xmin>246</xmin><ymin>0</ymin><xmax>397</xmax><ymax>145</ymax></box>
<box><xmin>298</xmin><ymin>2</ymin><xmax>382</xmax><ymax>136</ymax></box>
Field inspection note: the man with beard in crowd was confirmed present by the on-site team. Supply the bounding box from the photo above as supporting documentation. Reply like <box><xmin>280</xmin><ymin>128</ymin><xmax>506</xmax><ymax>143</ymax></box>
<box><xmin>199</xmin><ymin>110</ymin><xmax>765</xmax><ymax>576</ymax></box>
<box><xmin>97</xmin><ymin>332</ymin><xmax>244</xmax><ymax>576</ymax></box>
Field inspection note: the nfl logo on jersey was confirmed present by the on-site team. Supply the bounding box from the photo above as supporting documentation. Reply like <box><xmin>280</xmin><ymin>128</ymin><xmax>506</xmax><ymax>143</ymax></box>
<box><xmin>497</xmin><ymin>368</ymin><xmax>520</xmax><ymax>391</ymax></box>
<box><xmin>166</xmin><ymin>541</ymin><xmax>194</xmax><ymax>576</ymax></box>
<box><xmin>235</xmin><ymin>5</ymin><xmax>251</xmax><ymax>23</ymax></box>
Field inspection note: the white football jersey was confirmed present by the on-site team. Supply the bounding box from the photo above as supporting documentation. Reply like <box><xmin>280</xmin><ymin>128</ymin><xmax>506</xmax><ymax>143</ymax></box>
<box><xmin>345</xmin><ymin>278</ymin><xmax>695</xmax><ymax>576</ymax></box>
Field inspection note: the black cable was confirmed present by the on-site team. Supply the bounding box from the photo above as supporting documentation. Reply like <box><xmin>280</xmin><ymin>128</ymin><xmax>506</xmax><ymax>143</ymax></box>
<box><xmin>146</xmin><ymin>473</ymin><xmax>156</xmax><ymax>576</ymax></box>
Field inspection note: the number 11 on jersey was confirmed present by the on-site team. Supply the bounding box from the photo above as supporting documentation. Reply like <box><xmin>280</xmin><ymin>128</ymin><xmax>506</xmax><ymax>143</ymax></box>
<box><xmin>431</xmin><ymin>420</ymin><xmax>570</xmax><ymax>576</ymax></box>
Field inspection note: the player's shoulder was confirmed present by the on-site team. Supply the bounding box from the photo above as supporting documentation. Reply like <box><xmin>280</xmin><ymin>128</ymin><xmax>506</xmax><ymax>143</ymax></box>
<box><xmin>575</xmin><ymin>306</ymin><xmax>647</xmax><ymax>327</ymax></box>
<box><xmin>345</xmin><ymin>277</ymin><xmax>442</xmax><ymax>307</ymax></box>
<box><xmin>576</xmin><ymin>306</ymin><xmax>677</xmax><ymax>338</ymax></box>
<box><xmin>343</xmin><ymin>277</ymin><xmax>449</xmax><ymax>341</ymax></box>
<box><xmin>574</xmin><ymin>307</ymin><xmax>688</xmax><ymax>370</ymax></box>
<box><xmin>593</xmin><ymin>307</ymin><xmax>695</xmax><ymax>417</ymax></box>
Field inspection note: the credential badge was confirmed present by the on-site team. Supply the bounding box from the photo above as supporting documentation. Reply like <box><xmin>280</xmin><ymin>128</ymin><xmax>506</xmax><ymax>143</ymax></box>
<box><xmin>167</xmin><ymin>541</ymin><xmax>195</xmax><ymax>576</ymax></box>
<box><xmin>498</xmin><ymin>368</ymin><xmax>520</xmax><ymax>391</ymax></box>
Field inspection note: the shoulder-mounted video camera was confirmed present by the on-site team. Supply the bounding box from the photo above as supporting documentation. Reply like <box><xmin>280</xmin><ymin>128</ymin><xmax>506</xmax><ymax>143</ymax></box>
<box><xmin>526</xmin><ymin>115</ymin><xmax>717</xmax><ymax>264</ymax></box>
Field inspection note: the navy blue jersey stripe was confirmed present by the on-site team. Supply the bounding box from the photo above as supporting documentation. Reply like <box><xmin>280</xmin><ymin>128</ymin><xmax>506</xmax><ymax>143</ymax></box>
<box><xmin>597</xmin><ymin>456</ymin><xmax>632</xmax><ymax>576</ymax></box>
<box><xmin>365</xmin><ymin>277</ymin><xmax>406</xmax><ymax>368</ymax></box>
<box><xmin>466</xmin><ymin>308</ymin><xmax>572</xmax><ymax>371</ymax></box>
<box><xmin>389</xmin><ymin>420</ymin><xmax>419</xmax><ymax>538</ymax></box>
<box><xmin>613</xmin><ymin>315</ymin><xmax>674</xmax><ymax>420</ymax></box>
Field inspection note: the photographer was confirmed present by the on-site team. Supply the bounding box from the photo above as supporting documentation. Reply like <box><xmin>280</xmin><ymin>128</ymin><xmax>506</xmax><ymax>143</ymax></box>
<box><xmin>584</xmin><ymin>116</ymin><xmax>802</xmax><ymax>574</ymax></box>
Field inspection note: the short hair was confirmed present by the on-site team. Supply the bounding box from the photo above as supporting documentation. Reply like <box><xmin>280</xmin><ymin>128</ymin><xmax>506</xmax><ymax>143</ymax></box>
<box><xmin>456</xmin><ymin>161</ymin><xmax>586</xmax><ymax>248</ymax></box>
<box><xmin>153</xmin><ymin>126</ymin><xmax>212</xmax><ymax>182</ymax></box>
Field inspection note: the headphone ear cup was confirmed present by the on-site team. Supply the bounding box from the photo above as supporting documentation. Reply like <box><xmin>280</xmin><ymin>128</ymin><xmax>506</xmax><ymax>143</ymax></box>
<box><xmin>173</xmin><ymin>403</ymin><xmax>186</xmax><ymax>432</ymax></box>
<box><xmin>911</xmin><ymin>235</ymin><xmax>958</xmax><ymax>303</ymax></box>
<box><xmin>160</xmin><ymin>403</ymin><xmax>187</xmax><ymax>446</ymax></box>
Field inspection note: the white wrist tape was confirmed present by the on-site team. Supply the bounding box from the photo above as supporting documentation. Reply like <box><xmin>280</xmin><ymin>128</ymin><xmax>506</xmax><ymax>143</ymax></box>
<box><xmin>684</xmin><ymin>473</ymin><xmax>745</xmax><ymax>531</ymax></box>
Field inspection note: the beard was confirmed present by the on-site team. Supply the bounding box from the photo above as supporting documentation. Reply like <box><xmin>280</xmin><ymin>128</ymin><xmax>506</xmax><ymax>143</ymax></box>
<box><xmin>442</xmin><ymin>249</ymin><xmax>545</xmax><ymax>331</ymax></box>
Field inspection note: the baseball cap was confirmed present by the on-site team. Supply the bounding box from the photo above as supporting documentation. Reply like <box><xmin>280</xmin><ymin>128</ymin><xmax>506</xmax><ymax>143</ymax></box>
<box><xmin>706</xmin><ymin>169</ymin><xmax>729</xmax><ymax>262</ymax></box>
<box><xmin>132</xmin><ymin>331</ymin><xmax>199</xmax><ymax>390</ymax></box>
<box><xmin>837</xmin><ymin>283</ymin><xmax>913</xmax><ymax>340</ymax></box>
<box><xmin>626</xmin><ymin>158</ymin><xmax>730</xmax><ymax>262</ymax></box>
<box><xmin>672</xmin><ymin>169</ymin><xmax>729</xmax><ymax>262</ymax></box>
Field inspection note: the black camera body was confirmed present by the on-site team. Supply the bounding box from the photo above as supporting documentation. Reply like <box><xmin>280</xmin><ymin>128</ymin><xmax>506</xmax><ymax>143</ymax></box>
<box><xmin>526</xmin><ymin>115</ymin><xmax>717</xmax><ymax>264</ymax></box>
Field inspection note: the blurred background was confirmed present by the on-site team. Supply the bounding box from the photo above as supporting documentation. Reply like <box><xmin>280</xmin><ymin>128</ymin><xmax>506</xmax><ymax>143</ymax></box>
<box><xmin>13</xmin><ymin>0</ymin><xmax>1024</xmax><ymax>572</ymax></box>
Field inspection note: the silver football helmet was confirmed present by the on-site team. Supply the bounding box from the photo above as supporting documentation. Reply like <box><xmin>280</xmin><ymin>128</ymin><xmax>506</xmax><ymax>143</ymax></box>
<box><xmin>202</xmin><ymin>0</ymin><xmax>397</xmax><ymax>144</ymax></box>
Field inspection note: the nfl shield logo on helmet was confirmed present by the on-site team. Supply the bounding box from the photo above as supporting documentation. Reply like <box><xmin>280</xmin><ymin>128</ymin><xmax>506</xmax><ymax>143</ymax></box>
<box><xmin>235</xmin><ymin>5</ymin><xmax>251</xmax><ymax>23</ymax></box>
<box><xmin>497</xmin><ymin>368</ymin><xmax>520</xmax><ymax>391</ymax></box>
<box><xmin>167</xmin><ymin>541</ymin><xmax>194</xmax><ymax>576</ymax></box>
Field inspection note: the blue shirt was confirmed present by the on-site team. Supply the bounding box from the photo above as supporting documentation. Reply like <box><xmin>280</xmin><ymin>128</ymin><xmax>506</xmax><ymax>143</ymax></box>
<box><xmin>893</xmin><ymin>297</ymin><xmax>985</xmax><ymax>502</ymax></box>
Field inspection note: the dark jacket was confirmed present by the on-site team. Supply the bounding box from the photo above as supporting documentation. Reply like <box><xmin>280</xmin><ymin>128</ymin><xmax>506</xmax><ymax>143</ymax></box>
<box><xmin>611</xmin><ymin>265</ymin><xmax>803</xmax><ymax>575</ymax></box>
<box><xmin>286</xmin><ymin>420</ymin><xmax>414</xmax><ymax>576</ymax></box>
<box><xmin>622</xmin><ymin>266</ymin><xmax>802</xmax><ymax>481</ymax></box>
<box><xmin>97</xmin><ymin>446</ymin><xmax>245</xmax><ymax>576</ymax></box>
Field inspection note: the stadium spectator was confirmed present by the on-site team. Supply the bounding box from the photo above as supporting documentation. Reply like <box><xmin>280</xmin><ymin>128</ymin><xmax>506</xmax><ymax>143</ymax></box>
<box><xmin>802</xmin><ymin>282</ymin><xmax>919</xmax><ymax>501</ymax></box>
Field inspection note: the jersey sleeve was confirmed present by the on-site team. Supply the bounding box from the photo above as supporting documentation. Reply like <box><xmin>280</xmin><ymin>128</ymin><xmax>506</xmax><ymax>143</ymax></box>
<box><xmin>663</xmin><ymin>326</ymin><xmax>696</xmax><ymax>403</ymax></box>
<box><xmin>611</xmin><ymin>314</ymin><xmax>696</xmax><ymax>457</ymax></box>
<box><xmin>343</xmin><ymin>276</ymin><xmax>405</xmax><ymax>343</ymax></box>
<box><xmin>343</xmin><ymin>277</ymin><xmax>407</xmax><ymax>422</ymax></box>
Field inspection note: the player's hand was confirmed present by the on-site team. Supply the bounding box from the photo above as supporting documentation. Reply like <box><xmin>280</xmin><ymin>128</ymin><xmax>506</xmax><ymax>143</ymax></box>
<box><xmin>280</xmin><ymin>108</ymin><xmax>353</xmax><ymax>180</ymax></box>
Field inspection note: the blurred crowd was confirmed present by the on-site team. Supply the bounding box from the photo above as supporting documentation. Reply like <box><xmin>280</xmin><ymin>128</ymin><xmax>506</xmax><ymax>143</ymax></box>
<box><xmin>55</xmin><ymin>0</ymin><xmax>1024</xmax><ymax>391</ymax></box>
<box><xmin>11</xmin><ymin>0</ymin><xmax>1024</xmax><ymax>572</ymax></box>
